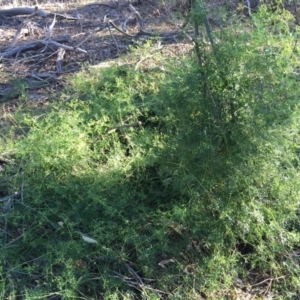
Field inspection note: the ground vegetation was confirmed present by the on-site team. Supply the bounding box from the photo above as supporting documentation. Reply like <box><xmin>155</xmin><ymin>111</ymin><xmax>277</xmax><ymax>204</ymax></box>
<box><xmin>0</xmin><ymin>0</ymin><xmax>300</xmax><ymax>299</ymax></box>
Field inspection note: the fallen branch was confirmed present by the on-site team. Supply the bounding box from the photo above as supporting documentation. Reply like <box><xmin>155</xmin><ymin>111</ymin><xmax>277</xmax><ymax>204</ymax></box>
<box><xmin>105</xmin><ymin>5</ymin><xmax>178</xmax><ymax>40</ymax></box>
<box><xmin>109</xmin><ymin>19</ymin><xmax>178</xmax><ymax>40</ymax></box>
<box><xmin>0</xmin><ymin>7</ymin><xmax>78</xmax><ymax>21</ymax></box>
<box><xmin>10</xmin><ymin>6</ymin><xmax>38</xmax><ymax>47</ymax></box>
<box><xmin>0</xmin><ymin>37</ymin><xmax>87</xmax><ymax>58</ymax></box>
<box><xmin>45</xmin><ymin>13</ymin><xmax>56</xmax><ymax>40</ymax></box>
<box><xmin>125</xmin><ymin>263</ymin><xmax>144</xmax><ymax>287</ymax></box>
<box><xmin>108</xmin><ymin>22</ymin><xmax>121</xmax><ymax>54</ymax></box>
<box><xmin>128</xmin><ymin>4</ymin><xmax>145</xmax><ymax>30</ymax></box>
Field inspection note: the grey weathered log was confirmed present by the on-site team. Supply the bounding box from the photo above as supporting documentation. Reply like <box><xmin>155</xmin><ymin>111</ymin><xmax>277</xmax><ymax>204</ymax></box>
<box><xmin>0</xmin><ymin>7</ymin><xmax>78</xmax><ymax>20</ymax></box>
<box><xmin>0</xmin><ymin>36</ymin><xmax>87</xmax><ymax>58</ymax></box>
<box><xmin>0</xmin><ymin>7</ymin><xmax>48</xmax><ymax>17</ymax></box>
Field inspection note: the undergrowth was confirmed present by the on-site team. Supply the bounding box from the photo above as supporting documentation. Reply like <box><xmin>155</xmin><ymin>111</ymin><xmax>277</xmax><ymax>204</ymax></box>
<box><xmin>1</xmin><ymin>4</ymin><xmax>300</xmax><ymax>299</ymax></box>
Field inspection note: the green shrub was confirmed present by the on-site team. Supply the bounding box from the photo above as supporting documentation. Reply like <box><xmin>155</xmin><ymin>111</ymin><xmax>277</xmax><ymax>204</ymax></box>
<box><xmin>0</xmin><ymin>5</ymin><xmax>300</xmax><ymax>299</ymax></box>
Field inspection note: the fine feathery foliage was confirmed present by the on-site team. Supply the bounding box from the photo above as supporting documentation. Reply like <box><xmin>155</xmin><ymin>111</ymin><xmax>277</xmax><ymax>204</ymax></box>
<box><xmin>1</xmin><ymin>4</ymin><xmax>300</xmax><ymax>299</ymax></box>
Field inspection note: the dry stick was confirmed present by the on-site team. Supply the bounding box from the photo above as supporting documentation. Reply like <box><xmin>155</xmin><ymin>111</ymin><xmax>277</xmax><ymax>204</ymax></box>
<box><xmin>125</xmin><ymin>263</ymin><xmax>144</xmax><ymax>287</ymax></box>
<box><xmin>46</xmin><ymin>39</ymin><xmax>87</xmax><ymax>53</ymax></box>
<box><xmin>12</xmin><ymin>53</ymin><xmax>44</xmax><ymax>64</ymax></box>
<box><xmin>107</xmin><ymin>121</ymin><xmax>142</xmax><ymax>134</ymax></box>
<box><xmin>112</xmin><ymin>271</ymin><xmax>134</xmax><ymax>281</ymax></box>
<box><xmin>31</xmin><ymin>73</ymin><xmax>48</xmax><ymax>81</ymax></box>
<box><xmin>135</xmin><ymin>285</ymin><xmax>168</xmax><ymax>295</ymax></box>
<box><xmin>0</xmin><ymin>39</ymin><xmax>87</xmax><ymax>58</ymax></box>
<box><xmin>0</xmin><ymin>7</ymin><xmax>78</xmax><ymax>20</ymax></box>
<box><xmin>244</xmin><ymin>1</ymin><xmax>258</xmax><ymax>27</ymax></box>
<box><xmin>109</xmin><ymin>20</ymin><xmax>136</xmax><ymax>37</ymax></box>
<box><xmin>109</xmin><ymin>18</ymin><xmax>177</xmax><ymax>40</ymax></box>
<box><xmin>74</xmin><ymin>32</ymin><xmax>93</xmax><ymax>49</ymax></box>
<box><xmin>108</xmin><ymin>22</ymin><xmax>121</xmax><ymax>54</ymax></box>
<box><xmin>41</xmin><ymin>14</ymin><xmax>57</xmax><ymax>53</ymax></box>
<box><xmin>134</xmin><ymin>54</ymin><xmax>155</xmax><ymax>71</ymax></box>
<box><xmin>10</xmin><ymin>6</ymin><xmax>38</xmax><ymax>47</ymax></box>
<box><xmin>245</xmin><ymin>0</ymin><xmax>252</xmax><ymax>17</ymax></box>
<box><xmin>45</xmin><ymin>13</ymin><xmax>56</xmax><ymax>41</ymax></box>
<box><xmin>251</xmin><ymin>276</ymin><xmax>285</xmax><ymax>287</ymax></box>
<box><xmin>2</xmin><ymin>193</ymin><xmax>19</xmax><ymax>245</ymax></box>
<box><xmin>74</xmin><ymin>23</ymin><xmax>108</xmax><ymax>50</ymax></box>
<box><xmin>122</xmin><ymin>12</ymin><xmax>137</xmax><ymax>32</ymax></box>
<box><xmin>107</xmin><ymin>7</ymin><xmax>148</xmax><ymax>38</ymax></box>
<box><xmin>28</xmin><ymin>49</ymin><xmax>60</xmax><ymax>70</ymax></box>
<box><xmin>128</xmin><ymin>4</ymin><xmax>145</xmax><ymax>29</ymax></box>
<box><xmin>56</xmin><ymin>47</ymin><xmax>65</xmax><ymax>72</ymax></box>
<box><xmin>75</xmin><ymin>22</ymin><xmax>109</xmax><ymax>49</ymax></box>
<box><xmin>76</xmin><ymin>12</ymin><xmax>83</xmax><ymax>33</ymax></box>
<box><xmin>122</xmin><ymin>279</ymin><xmax>168</xmax><ymax>295</ymax></box>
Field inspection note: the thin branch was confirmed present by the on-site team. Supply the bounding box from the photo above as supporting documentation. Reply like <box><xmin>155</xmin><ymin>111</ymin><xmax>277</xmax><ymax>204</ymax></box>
<box><xmin>128</xmin><ymin>4</ymin><xmax>145</xmax><ymax>29</ymax></box>
<box><xmin>109</xmin><ymin>19</ymin><xmax>177</xmax><ymax>40</ymax></box>
<box><xmin>122</xmin><ymin>12</ymin><xmax>137</xmax><ymax>32</ymax></box>
<box><xmin>10</xmin><ymin>6</ymin><xmax>38</xmax><ymax>47</ymax></box>
<box><xmin>109</xmin><ymin>20</ymin><xmax>136</xmax><ymax>37</ymax></box>
<box><xmin>45</xmin><ymin>13</ymin><xmax>56</xmax><ymax>41</ymax></box>
<box><xmin>108</xmin><ymin>22</ymin><xmax>121</xmax><ymax>54</ymax></box>
<box><xmin>251</xmin><ymin>276</ymin><xmax>285</xmax><ymax>287</ymax></box>
<box><xmin>137</xmin><ymin>284</ymin><xmax>169</xmax><ymax>295</ymax></box>
<box><xmin>245</xmin><ymin>0</ymin><xmax>252</xmax><ymax>17</ymax></box>
<box><xmin>74</xmin><ymin>24</ymin><xmax>108</xmax><ymax>50</ymax></box>
<box><xmin>125</xmin><ymin>263</ymin><xmax>144</xmax><ymax>286</ymax></box>
<box><xmin>107</xmin><ymin>121</ymin><xmax>142</xmax><ymax>134</ymax></box>
<box><xmin>56</xmin><ymin>47</ymin><xmax>65</xmax><ymax>72</ymax></box>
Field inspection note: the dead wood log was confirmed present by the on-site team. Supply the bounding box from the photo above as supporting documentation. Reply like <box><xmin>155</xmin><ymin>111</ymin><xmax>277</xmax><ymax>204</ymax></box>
<box><xmin>0</xmin><ymin>35</ymin><xmax>87</xmax><ymax>59</ymax></box>
<box><xmin>0</xmin><ymin>7</ymin><xmax>78</xmax><ymax>21</ymax></box>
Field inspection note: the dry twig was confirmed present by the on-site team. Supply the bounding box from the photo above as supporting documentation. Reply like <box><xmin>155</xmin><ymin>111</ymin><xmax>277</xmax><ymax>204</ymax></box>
<box><xmin>10</xmin><ymin>6</ymin><xmax>38</xmax><ymax>47</ymax></box>
<box><xmin>107</xmin><ymin>121</ymin><xmax>142</xmax><ymax>134</ymax></box>
<box><xmin>56</xmin><ymin>47</ymin><xmax>65</xmax><ymax>72</ymax></box>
